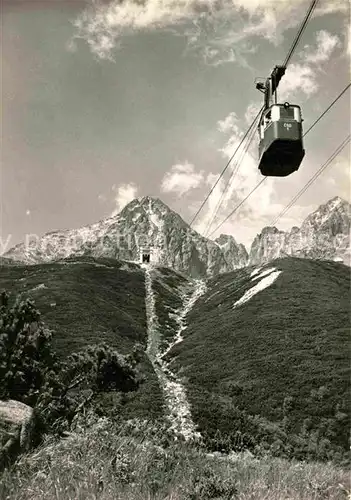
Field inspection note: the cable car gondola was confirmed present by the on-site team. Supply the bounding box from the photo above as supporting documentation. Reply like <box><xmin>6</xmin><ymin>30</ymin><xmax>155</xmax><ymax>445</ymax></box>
<box><xmin>256</xmin><ymin>66</ymin><xmax>305</xmax><ymax>177</ymax></box>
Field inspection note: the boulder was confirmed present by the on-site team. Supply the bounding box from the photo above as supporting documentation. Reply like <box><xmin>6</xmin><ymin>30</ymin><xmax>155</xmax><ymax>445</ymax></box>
<box><xmin>0</xmin><ymin>400</ymin><xmax>34</xmax><ymax>469</ymax></box>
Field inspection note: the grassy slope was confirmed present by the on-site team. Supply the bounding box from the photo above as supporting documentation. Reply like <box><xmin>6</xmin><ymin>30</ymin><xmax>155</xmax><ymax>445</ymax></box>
<box><xmin>0</xmin><ymin>256</ymin><xmax>146</xmax><ymax>357</ymax></box>
<box><xmin>2</xmin><ymin>416</ymin><xmax>350</xmax><ymax>500</ymax></box>
<box><xmin>169</xmin><ymin>257</ymin><xmax>350</xmax><ymax>456</ymax></box>
<box><xmin>0</xmin><ymin>256</ymin><xmax>164</xmax><ymax>420</ymax></box>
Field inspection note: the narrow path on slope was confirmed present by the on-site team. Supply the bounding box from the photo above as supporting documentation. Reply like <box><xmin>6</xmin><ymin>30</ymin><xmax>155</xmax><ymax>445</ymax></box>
<box><xmin>143</xmin><ymin>264</ymin><xmax>207</xmax><ymax>441</ymax></box>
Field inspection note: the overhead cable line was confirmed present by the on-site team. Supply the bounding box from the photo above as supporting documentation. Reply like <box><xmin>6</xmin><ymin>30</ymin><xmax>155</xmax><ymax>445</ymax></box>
<box><xmin>203</xmin><ymin>113</ymin><xmax>259</xmax><ymax>238</ymax></box>
<box><xmin>189</xmin><ymin>106</ymin><xmax>263</xmax><ymax>228</ymax></box>
<box><xmin>207</xmin><ymin>178</ymin><xmax>266</xmax><ymax>238</ymax></box>
<box><xmin>283</xmin><ymin>0</ymin><xmax>319</xmax><ymax>67</ymax></box>
<box><xmin>207</xmin><ymin>83</ymin><xmax>351</xmax><ymax>238</ymax></box>
<box><xmin>190</xmin><ymin>0</ymin><xmax>319</xmax><ymax>229</ymax></box>
<box><xmin>302</xmin><ymin>83</ymin><xmax>351</xmax><ymax>137</ymax></box>
<box><xmin>269</xmin><ymin>135</ymin><xmax>350</xmax><ymax>226</ymax></box>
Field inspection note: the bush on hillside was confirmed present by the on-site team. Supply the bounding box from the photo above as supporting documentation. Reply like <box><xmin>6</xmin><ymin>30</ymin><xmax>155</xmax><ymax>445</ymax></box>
<box><xmin>0</xmin><ymin>291</ymin><xmax>62</xmax><ymax>406</ymax></box>
<box><xmin>0</xmin><ymin>291</ymin><xmax>140</xmax><ymax>445</ymax></box>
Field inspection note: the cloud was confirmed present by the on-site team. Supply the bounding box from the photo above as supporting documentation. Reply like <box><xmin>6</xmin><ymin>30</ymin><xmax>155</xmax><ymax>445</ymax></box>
<box><xmin>161</xmin><ymin>161</ymin><xmax>204</xmax><ymax>196</ymax></box>
<box><xmin>244</xmin><ymin>101</ymin><xmax>262</xmax><ymax>124</ymax></box>
<box><xmin>270</xmin><ymin>30</ymin><xmax>341</xmax><ymax>100</ymax></box>
<box><xmin>217</xmin><ymin>111</ymin><xmax>241</xmax><ymax>135</ymax></box>
<box><xmin>189</xmin><ymin>22</ymin><xmax>346</xmax><ymax>246</ymax></box>
<box><xmin>192</xmin><ymin>106</ymin><xmax>275</xmax><ymax>244</ymax></box>
<box><xmin>72</xmin><ymin>0</ymin><xmax>347</xmax><ymax>62</ymax></box>
<box><xmin>278</xmin><ymin>63</ymin><xmax>319</xmax><ymax>99</ymax></box>
<box><xmin>202</xmin><ymin>46</ymin><xmax>236</xmax><ymax>67</ymax></box>
<box><xmin>301</xmin><ymin>30</ymin><xmax>341</xmax><ymax>64</ymax></box>
<box><xmin>314</xmin><ymin>0</ymin><xmax>349</xmax><ymax>16</ymax></box>
<box><xmin>111</xmin><ymin>182</ymin><xmax>138</xmax><ymax>215</ymax></box>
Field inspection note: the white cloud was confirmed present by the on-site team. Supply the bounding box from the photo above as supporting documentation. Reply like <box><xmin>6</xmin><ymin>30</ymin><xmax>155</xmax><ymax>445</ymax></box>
<box><xmin>72</xmin><ymin>0</ymin><xmax>347</xmax><ymax>62</ymax></box>
<box><xmin>314</xmin><ymin>0</ymin><xmax>349</xmax><ymax>16</ymax></box>
<box><xmin>302</xmin><ymin>30</ymin><xmax>341</xmax><ymax>64</ymax></box>
<box><xmin>245</xmin><ymin>101</ymin><xmax>262</xmax><ymax>124</ymax></box>
<box><xmin>161</xmin><ymin>161</ymin><xmax>204</xmax><ymax>196</ymax></box>
<box><xmin>217</xmin><ymin>111</ymin><xmax>241</xmax><ymax>135</ymax></box>
<box><xmin>193</xmin><ymin>109</ymin><xmax>275</xmax><ymax>244</ymax></box>
<box><xmin>272</xmin><ymin>30</ymin><xmax>341</xmax><ymax>100</ymax></box>
<box><xmin>26</xmin><ymin>209</ymin><xmax>31</xmax><ymax>216</ymax></box>
<box><xmin>193</xmin><ymin>172</ymin><xmax>226</xmax><ymax>235</ymax></box>
<box><xmin>111</xmin><ymin>182</ymin><xmax>138</xmax><ymax>215</ymax></box>
<box><xmin>189</xmin><ymin>21</ymin><xmax>347</xmax><ymax>246</ymax></box>
<box><xmin>278</xmin><ymin>63</ymin><xmax>319</xmax><ymax>99</ymax></box>
<box><xmin>202</xmin><ymin>46</ymin><xmax>236</xmax><ymax>67</ymax></box>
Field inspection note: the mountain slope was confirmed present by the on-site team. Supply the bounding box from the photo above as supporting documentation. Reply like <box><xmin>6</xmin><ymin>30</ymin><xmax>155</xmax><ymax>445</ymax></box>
<box><xmin>0</xmin><ymin>256</ymin><xmax>166</xmax><ymax>420</ymax></box>
<box><xmin>3</xmin><ymin>197</ymin><xmax>248</xmax><ymax>277</ymax></box>
<box><xmin>0</xmin><ymin>256</ymin><xmax>146</xmax><ymax>357</ymax></box>
<box><xmin>249</xmin><ymin>197</ymin><xmax>351</xmax><ymax>266</ymax></box>
<box><xmin>166</xmin><ymin>257</ymin><xmax>350</xmax><ymax>460</ymax></box>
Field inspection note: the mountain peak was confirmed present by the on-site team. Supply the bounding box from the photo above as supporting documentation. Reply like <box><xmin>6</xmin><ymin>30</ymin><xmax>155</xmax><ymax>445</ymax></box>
<box><xmin>215</xmin><ymin>234</ymin><xmax>237</xmax><ymax>246</ymax></box>
<box><xmin>328</xmin><ymin>195</ymin><xmax>346</xmax><ymax>204</ymax></box>
<box><xmin>302</xmin><ymin>195</ymin><xmax>350</xmax><ymax>229</ymax></box>
<box><xmin>138</xmin><ymin>195</ymin><xmax>166</xmax><ymax>206</ymax></box>
<box><xmin>120</xmin><ymin>196</ymin><xmax>171</xmax><ymax>214</ymax></box>
<box><xmin>260</xmin><ymin>226</ymin><xmax>281</xmax><ymax>235</ymax></box>
<box><xmin>249</xmin><ymin>196</ymin><xmax>350</xmax><ymax>266</ymax></box>
<box><xmin>307</xmin><ymin>196</ymin><xmax>350</xmax><ymax>219</ymax></box>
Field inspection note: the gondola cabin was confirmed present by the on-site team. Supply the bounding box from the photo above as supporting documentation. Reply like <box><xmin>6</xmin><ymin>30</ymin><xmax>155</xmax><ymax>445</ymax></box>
<box><xmin>258</xmin><ymin>102</ymin><xmax>305</xmax><ymax>177</ymax></box>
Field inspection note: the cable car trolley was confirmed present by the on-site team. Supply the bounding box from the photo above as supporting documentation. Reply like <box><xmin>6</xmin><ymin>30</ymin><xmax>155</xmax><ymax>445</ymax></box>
<box><xmin>256</xmin><ymin>65</ymin><xmax>305</xmax><ymax>177</ymax></box>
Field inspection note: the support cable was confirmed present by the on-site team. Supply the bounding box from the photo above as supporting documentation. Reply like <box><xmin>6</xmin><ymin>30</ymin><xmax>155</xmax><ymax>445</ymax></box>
<box><xmin>190</xmin><ymin>0</ymin><xmax>320</xmax><ymax>229</ymax></box>
<box><xmin>270</xmin><ymin>135</ymin><xmax>350</xmax><ymax>226</ymax></box>
<box><xmin>206</xmin><ymin>84</ymin><xmax>351</xmax><ymax>238</ymax></box>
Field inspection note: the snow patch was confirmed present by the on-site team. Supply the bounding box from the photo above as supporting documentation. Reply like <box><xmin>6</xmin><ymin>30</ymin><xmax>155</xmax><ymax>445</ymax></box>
<box><xmin>30</xmin><ymin>283</ymin><xmax>47</xmax><ymax>292</ymax></box>
<box><xmin>132</xmin><ymin>212</ymin><xmax>142</xmax><ymax>222</ymax></box>
<box><xmin>251</xmin><ymin>267</ymin><xmax>276</xmax><ymax>281</ymax></box>
<box><xmin>234</xmin><ymin>270</ymin><xmax>282</xmax><ymax>308</ymax></box>
<box><xmin>150</xmin><ymin>212</ymin><xmax>164</xmax><ymax>230</ymax></box>
<box><xmin>250</xmin><ymin>267</ymin><xmax>262</xmax><ymax>278</ymax></box>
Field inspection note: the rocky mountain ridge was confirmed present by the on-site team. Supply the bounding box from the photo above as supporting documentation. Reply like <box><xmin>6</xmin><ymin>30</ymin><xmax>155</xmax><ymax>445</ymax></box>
<box><xmin>3</xmin><ymin>195</ymin><xmax>350</xmax><ymax>275</ymax></box>
<box><xmin>248</xmin><ymin>196</ymin><xmax>350</xmax><ymax>266</ymax></box>
<box><xmin>3</xmin><ymin>197</ymin><xmax>248</xmax><ymax>278</ymax></box>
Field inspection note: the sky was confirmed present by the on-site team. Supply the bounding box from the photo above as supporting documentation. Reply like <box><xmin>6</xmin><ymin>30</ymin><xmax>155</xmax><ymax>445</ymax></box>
<box><xmin>1</xmin><ymin>0</ymin><xmax>350</xmax><ymax>253</ymax></box>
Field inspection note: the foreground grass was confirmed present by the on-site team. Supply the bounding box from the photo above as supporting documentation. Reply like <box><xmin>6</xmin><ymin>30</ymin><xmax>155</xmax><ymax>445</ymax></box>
<box><xmin>1</xmin><ymin>416</ymin><xmax>350</xmax><ymax>500</ymax></box>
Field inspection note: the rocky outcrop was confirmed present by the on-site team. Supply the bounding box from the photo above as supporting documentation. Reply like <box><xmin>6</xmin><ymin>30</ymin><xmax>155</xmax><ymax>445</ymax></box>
<box><xmin>0</xmin><ymin>400</ymin><xmax>34</xmax><ymax>469</ymax></box>
<box><xmin>249</xmin><ymin>197</ymin><xmax>350</xmax><ymax>266</ymax></box>
<box><xmin>248</xmin><ymin>227</ymin><xmax>286</xmax><ymax>265</ymax></box>
<box><xmin>214</xmin><ymin>234</ymin><xmax>248</xmax><ymax>269</ymax></box>
<box><xmin>4</xmin><ymin>196</ymin><xmax>248</xmax><ymax>278</ymax></box>
<box><xmin>3</xmin><ymin>196</ymin><xmax>350</xmax><ymax>276</ymax></box>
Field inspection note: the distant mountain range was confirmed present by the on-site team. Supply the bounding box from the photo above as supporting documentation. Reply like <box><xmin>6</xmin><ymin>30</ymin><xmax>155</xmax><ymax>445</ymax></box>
<box><xmin>249</xmin><ymin>196</ymin><xmax>350</xmax><ymax>266</ymax></box>
<box><xmin>3</xmin><ymin>195</ymin><xmax>350</xmax><ymax>276</ymax></box>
